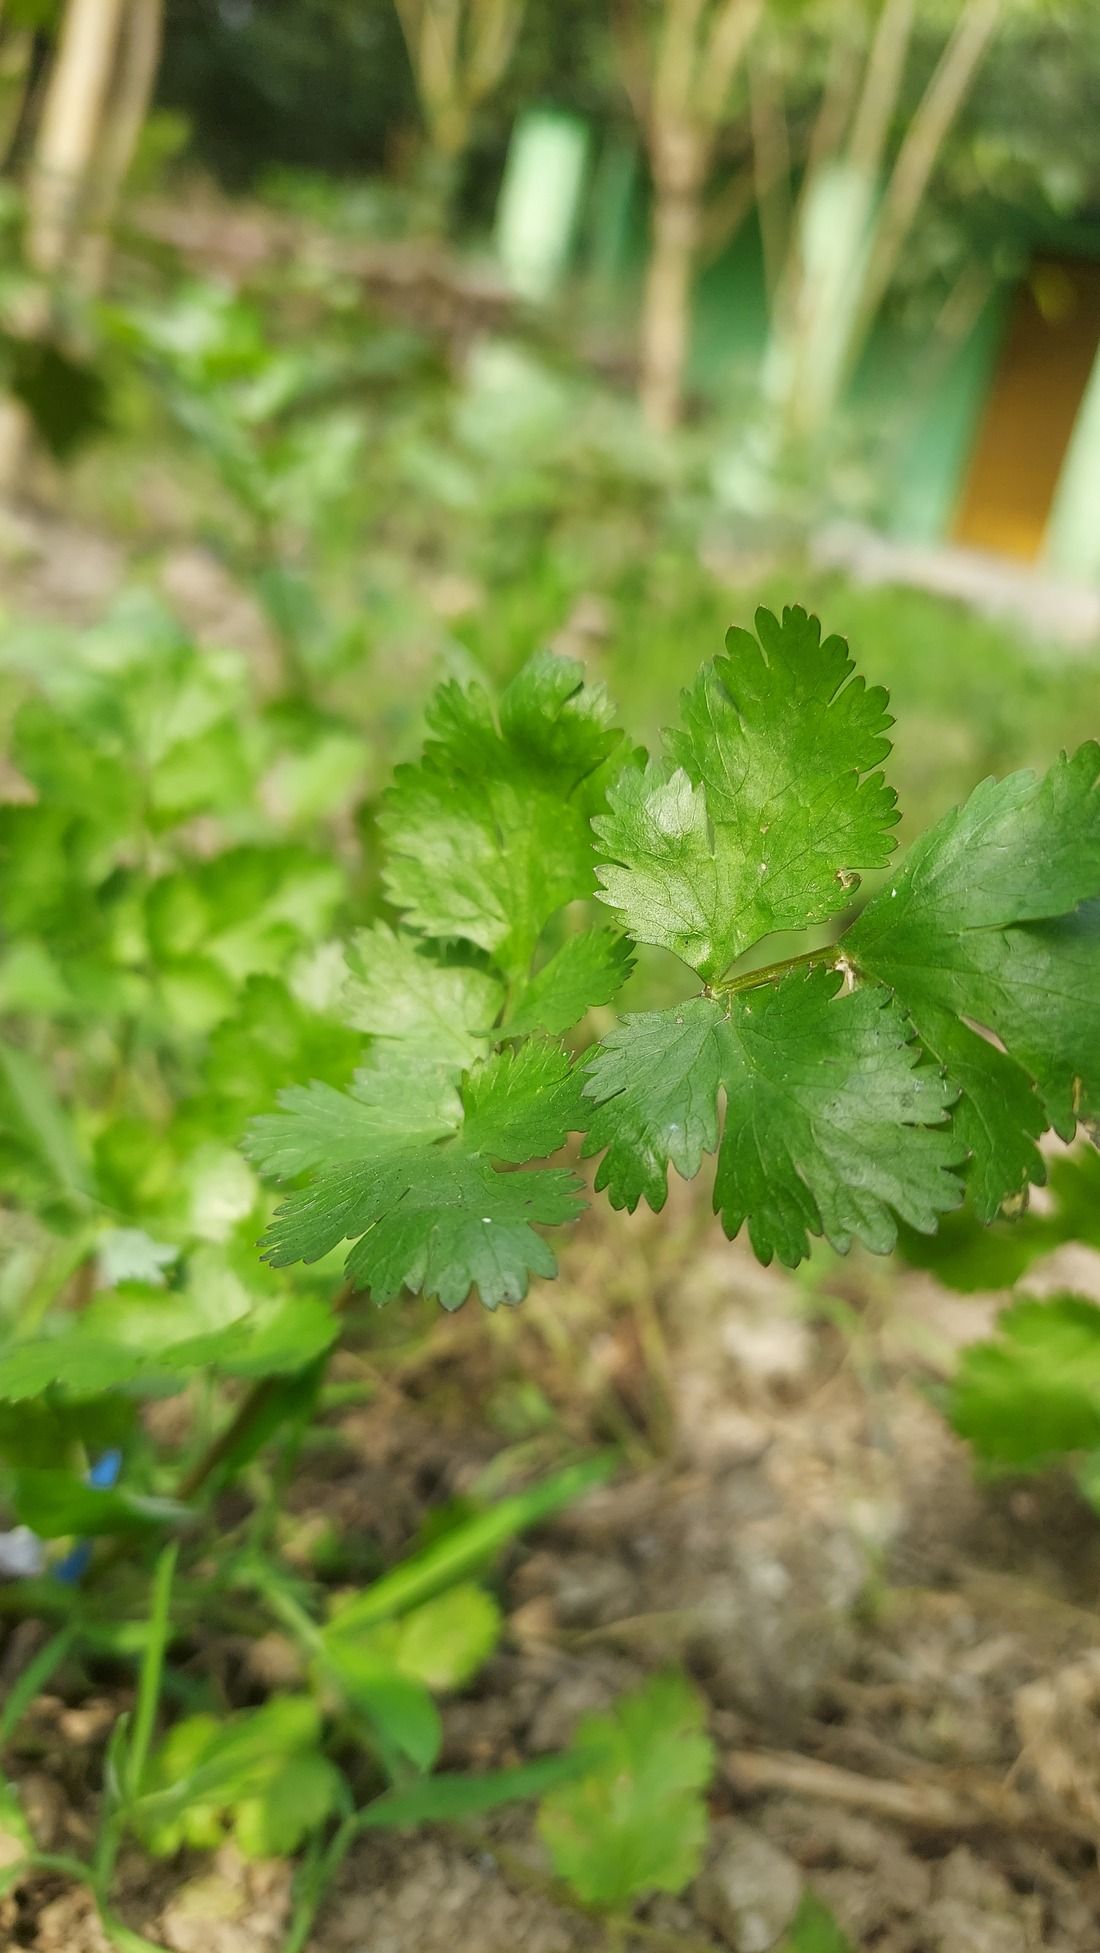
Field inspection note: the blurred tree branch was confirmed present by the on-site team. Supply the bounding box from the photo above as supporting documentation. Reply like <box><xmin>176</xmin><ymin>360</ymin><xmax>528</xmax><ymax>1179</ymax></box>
<box><xmin>393</xmin><ymin>0</ymin><xmax>527</xmax><ymax>224</ymax></box>
<box><xmin>614</xmin><ymin>0</ymin><xmax>763</xmax><ymax>432</ymax></box>
<box><xmin>0</xmin><ymin>0</ymin><xmax>165</xmax><ymax>496</ymax></box>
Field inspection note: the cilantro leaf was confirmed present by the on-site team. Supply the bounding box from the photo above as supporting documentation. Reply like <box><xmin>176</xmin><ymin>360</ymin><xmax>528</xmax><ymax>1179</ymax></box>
<box><xmin>7</xmin><ymin>1470</ymin><xmax>186</xmax><ymax>1539</ymax></box>
<box><xmin>714</xmin><ymin>973</ymin><xmax>963</xmax><ymax>1266</ymax></box>
<box><xmin>583</xmin><ymin>998</ymin><xmax>721</xmax><ymax>1213</ymax></box>
<box><xmin>317</xmin><ymin>1644</ymin><xmax>442</xmax><ymax>1770</ymax></box>
<box><xmin>245</xmin><ymin>927</ymin><xmax>513</xmax><ymax>1184</ymax></box>
<box><xmin>584</xmin><ymin>969</ymin><xmax>963</xmax><ymax>1267</ymax></box>
<box><xmin>326</xmin><ymin>1582</ymin><xmax>501</xmax><ymax>1693</ymax></box>
<box><xmin>133</xmin><ymin>1700</ymin><xmax>339</xmax><ymax>1858</ymax></box>
<box><xmin>234</xmin><ymin>1749</ymin><xmax>345</xmax><ymax>1858</ymax></box>
<box><xmin>380</xmin><ymin>652</ymin><xmax>622</xmax><ymax>978</ymax></box>
<box><xmin>263</xmin><ymin>1146</ymin><xmax>582</xmax><ymax>1311</ymax></box>
<box><xmin>594</xmin><ymin>607</ymin><xmax>897</xmax><ymax>981</ymax></box>
<box><xmin>341</xmin><ymin>1151</ymin><xmax>581</xmax><ymax>1309</ymax></box>
<box><xmin>848</xmin><ymin>750</ymin><xmax>1100</xmax><ymax>1214</ymax></box>
<box><xmin>146</xmin><ymin>845</ymin><xmax>344</xmax><ymax>986</ymax></box>
<box><xmin>256</xmin><ymin>1043</ymin><xmax>585</xmax><ymax>1308</ymax></box>
<box><xmin>192</xmin><ymin>975</ymin><xmax>361</xmax><ymax>1139</ymax></box>
<box><xmin>950</xmin><ymin>1295</ymin><xmax>1100</xmax><ymax>1468</ymax></box>
<box><xmin>782</xmin><ymin>1896</ymin><xmax>856</xmax><ymax>1953</ymax></box>
<box><xmin>0</xmin><ymin>1264</ymin><xmax>341</xmax><ymax>1404</ymax></box>
<box><xmin>499</xmin><ymin>927</ymin><xmax>635</xmax><ymax>1037</ymax></box>
<box><xmin>342</xmin><ymin>923</ymin><xmax>502</xmax><ymax>1063</ymax></box>
<box><xmin>537</xmin><ymin>1672</ymin><xmax>713</xmax><ymax>1907</ymax></box>
<box><xmin>898</xmin><ymin>1007</ymin><xmax>1046</xmax><ymax>1226</ymax></box>
<box><xmin>461</xmin><ymin>1040</ymin><xmax>583</xmax><ymax>1159</ymax></box>
<box><xmin>245</xmin><ymin>1064</ymin><xmax>457</xmax><ymax>1178</ymax></box>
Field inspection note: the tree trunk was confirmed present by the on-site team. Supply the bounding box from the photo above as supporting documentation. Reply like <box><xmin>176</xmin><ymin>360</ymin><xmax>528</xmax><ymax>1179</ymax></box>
<box><xmin>640</xmin><ymin>127</ymin><xmax>705</xmax><ymax>433</ymax></box>
<box><xmin>27</xmin><ymin>0</ymin><xmax>127</xmax><ymax>274</ymax></box>
<box><xmin>0</xmin><ymin>0</ymin><xmax>127</xmax><ymax>495</ymax></box>
<box><xmin>77</xmin><ymin>0</ymin><xmax>164</xmax><ymax>292</ymax></box>
<box><xmin>0</xmin><ymin>29</ymin><xmax>34</xmax><ymax>172</ymax></box>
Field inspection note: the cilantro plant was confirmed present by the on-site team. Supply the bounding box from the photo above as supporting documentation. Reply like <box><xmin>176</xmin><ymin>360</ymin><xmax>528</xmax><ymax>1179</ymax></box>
<box><xmin>0</xmin><ymin>600</ymin><xmax>1096</xmax><ymax>1947</ymax></box>
<box><xmin>893</xmin><ymin>1144</ymin><xmax>1100</xmax><ymax>1488</ymax></box>
<box><xmin>253</xmin><ymin>605</ymin><xmax>1099</xmax><ymax>1299</ymax></box>
<box><xmin>537</xmin><ymin>1672</ymin><xmax>714</xmax><ymax>1907</ymax></box>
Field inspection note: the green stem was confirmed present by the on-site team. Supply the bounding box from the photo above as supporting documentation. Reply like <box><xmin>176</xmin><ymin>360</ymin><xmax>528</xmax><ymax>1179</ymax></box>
<box><xmin>28</xmin><ymin>1850</ymin><xmax>96</xmax><ymax>1882</ymax></box>
<box><xmin>282</xmin><ymin>1814</ymin><xmax>360</xmax><ymax>1953</ymax></box>
<box><xmin>0</xmin><ymin>1623</ymin><xmax>77</xmax><ymax>1747</ymax></box>
<box><xmin>176</xmin><ymin>1285</ymin><xmax>353</xmax><ymax>1505</ymax></box>
<box><xmin>126</xmin><ymin>1542</ymin><xmax>178</xmax><ymax>1800</ymax></box>
<box><xmin>250</xmin><ymin>1562</ymin><xmax>326</xmax><ymax>1660</ymax></box>
<box><xmin>707</xmin><ymin>943</ymin><xmax>842</xmax><ymax>999</ymax></box>
<box><xmin>21</xmin><ymin>1855</ymin><xmax>166</xmax><ymax>1953</ymax></box>
<box><xmin>175</xmin><ymin>1375</ymin><xmax>283</xmax><ymax>1502</ymax></box>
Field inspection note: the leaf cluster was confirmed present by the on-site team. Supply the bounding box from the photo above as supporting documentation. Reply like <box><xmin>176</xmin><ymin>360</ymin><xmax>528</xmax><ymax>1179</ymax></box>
<box><xmin>254</xmin><ymin>604</ymin><xmax>1100</xmax><ymax>1301</ymax></box>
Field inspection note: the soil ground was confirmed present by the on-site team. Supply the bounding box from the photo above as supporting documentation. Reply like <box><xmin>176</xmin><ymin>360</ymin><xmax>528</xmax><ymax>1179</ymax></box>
<box><xmin>5</xmin><ymin>1190</ymin><xmax>1100</xmax><ymax>1953</ymax></box>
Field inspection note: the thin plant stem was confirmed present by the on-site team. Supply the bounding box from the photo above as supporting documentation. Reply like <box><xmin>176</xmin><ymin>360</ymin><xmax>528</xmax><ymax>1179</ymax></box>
<box><xmin>707</xmin><ymin>942</ymin><xmax>842</xmax><ymax>999</ymax></box>
<box><xmin>0</xmin><ymin>1622</ymin><xmax>77</xmax><ymax>1746</ymax></box>
<box><xmin>176</xmin><ymin>1284</ymin><xmax>353</xmax><ymax>1504</ymax></box>
<box><xmin>125</xmin><ymin>1541</ymin><xmax>178</xmax><ymax>1799</ymax></box>
<box><xmin>27</xmin><ymin>1849</ymin><xmax>96</xmax><ymax>1882</ymax></box>
<box><xmin>282</xmin><ymin>1814</ymin><xmax>360</xmax><ymax>1953</ymax></box>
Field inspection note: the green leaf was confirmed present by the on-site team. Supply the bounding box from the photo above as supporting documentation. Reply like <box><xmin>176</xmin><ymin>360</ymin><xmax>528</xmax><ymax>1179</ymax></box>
<box><xmin>781</xmin><ymin>1894</ymin><xmax>855</xmax><ymax>1953</ymax></box>
<box><xmin>234</xmin><ymin>1749</ymin><xmax>345</xmax><ymax>1858</ymax></box>
<box><xmin>264</xmin><ymin>1144</ymin><xmax>582</xmax><ymax>1309</ymax></box>
<box><xmin>899</xmin><ymin>1007</ymin><xmax>1047</xmax><ymax>1226</ymax></box>
<box><xmin>0</xmin><ymin>1037</ymin><xmax>92</xmax><ymax>1202</ymax></box>
<box><xmin>380</xmin><ymin>651</ymin><xmax>623</xmax><ymax>978</ymax></box>
<box><xmin>245</xmin><ymin>1064</ymin><xmax>457</xmax><ymax>1178</ymax></box>
<box><xmin>146</xmin><ymin>845</ymin><xmax>344</xmax><ymax>991</ymax></box>
<box><xmin>327</xmin><ymin>1582</ymin><xmax>501</xmax><ymax>1693</ymax></box>
<box><xmin>256</xmin><ymin>1042</ymin><xmax>586</xmax><ymax>1309</ymax></box>
<box><xmin>538</xmin><ymin>1672</ymin><xmax>714</xmax><ymax>1908</ymax></box>
<box><xmin>133</xmin><ymin>1699</ymin><xmax>324</xmax><ymax>1850</ymax></box>
<box><xmin>499</xmin><ymin>928</ymin><xmax>635</xmax><ymax>1037</ymax></box>
<box><xmin>194</xmin><ymin>974</ymin><xmax>362</xmax><ymax>1137</ymax></box>
<box><xmin>950</xmin><ymin>1295</ymin><xmax>1100</xmax><ymax>1469</ymax></box>
<box><xmin>8</xmin><ymin>1470</ymin><xmax>187</xmax><ymax>1539</ymax></box>
<box><xmin>583</xmin><ymin>997</ymin><xmax>722</xmax><ymax>1213</ymax></box>
<box><xmin>712</xmin><ymin>972</ymin><xmax>963</xmax><ymax>1265</ymax></box>
<box><xmin>319</xmin><ymin>1644</ymin><xmax>442</xmax><ymax>1771</ymax></box>
<box><xmin>584</xmin><ymin>969</ymin><xmax>963</xmax><ymax>1267</ymax></box>
<box><xmin>896</xmin><ymin>1143</ymin><xmax>1100</xmax><ymax>1292</ymax></box>
<box><xmin>360</xmin><ymin>1754</ymin><xmax>584</xmax><ymax>1831</ymax></box>
<box><xmin>327</xmin><ymin>1455</ymin><xmax>614</xmax><ymax>1632</ymax></box>
<box><xmin>245</xmin><ymin>931</ymin><xmax>506</xmax><ymax>1183</ymax></box>
<box><xmin>342</xmin><ymin>922</ymin><xmax>503</xmax><ymax>1066</ymax></box>
<box><xmin>0</xmin><ymin>1267</ymin><xmax>341</xmax><ymax>1404</ymax></box>
<box><xmin>0</xmin><ymin>1772</ymin><xmax>32</xmax><ymax>1875</ymax></box>
<box><xmin>848</xmin><ymin>750</ymin><xmax>1100</xmax><ymax>1214</ymax></box>
<box><xmin>460</xmin><ymin>1042</ymin><xmax>583</xmax><ymax>1160</ymax></box>
<box><xmin>594</xmin><ymin>607</ymin><xmax>897</xmax><ymax>982</ymax></box>
<box><xmin>0</xmin><ymin>1336</ymin><xmax>149</xmax><ymax>1404</ymax></box>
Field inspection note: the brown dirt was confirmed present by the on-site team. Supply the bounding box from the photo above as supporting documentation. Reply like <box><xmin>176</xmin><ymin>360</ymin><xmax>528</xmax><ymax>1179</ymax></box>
<box><xmin>4</xmin><ymin>1198</ymin><xmax>1100</xmax><ymax>1952</ymax></box>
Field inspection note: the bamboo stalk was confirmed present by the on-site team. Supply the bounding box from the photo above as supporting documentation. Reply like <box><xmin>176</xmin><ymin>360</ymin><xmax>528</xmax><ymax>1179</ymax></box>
<box><xmin>747</xmin><ymin>45</ymin><xmax>790</xmax><ymax>310</ymax></box>
<box><xmin>77</xmin><ymin>0</ymin><xmax>164</xmax><ymax>292</ymax></box>
<box><xmin>26</xmin><ymin>0</ymin><xmax>127</xmax><ymax>275</ymax></box>
<box><xmin>847</xmin><ymin>0</ymin><xmax>915</xmax><ymax>179</ymax></box>
<box><xmin>695</xmin><ymin>0</ymin><xmax>763</xmax><ymax>127</ymax></box>
<box><xmin>857</xmin><ymin>0</ymin><xmax>1003</xmax><ymax>341</ymax></box>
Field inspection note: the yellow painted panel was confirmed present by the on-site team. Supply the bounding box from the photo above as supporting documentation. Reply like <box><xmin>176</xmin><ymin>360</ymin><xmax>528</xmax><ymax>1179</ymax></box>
<box><xmin>952</xmin><ymin>260</ymin><xmax>1100</xmax><ymax>562</ymax></box>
